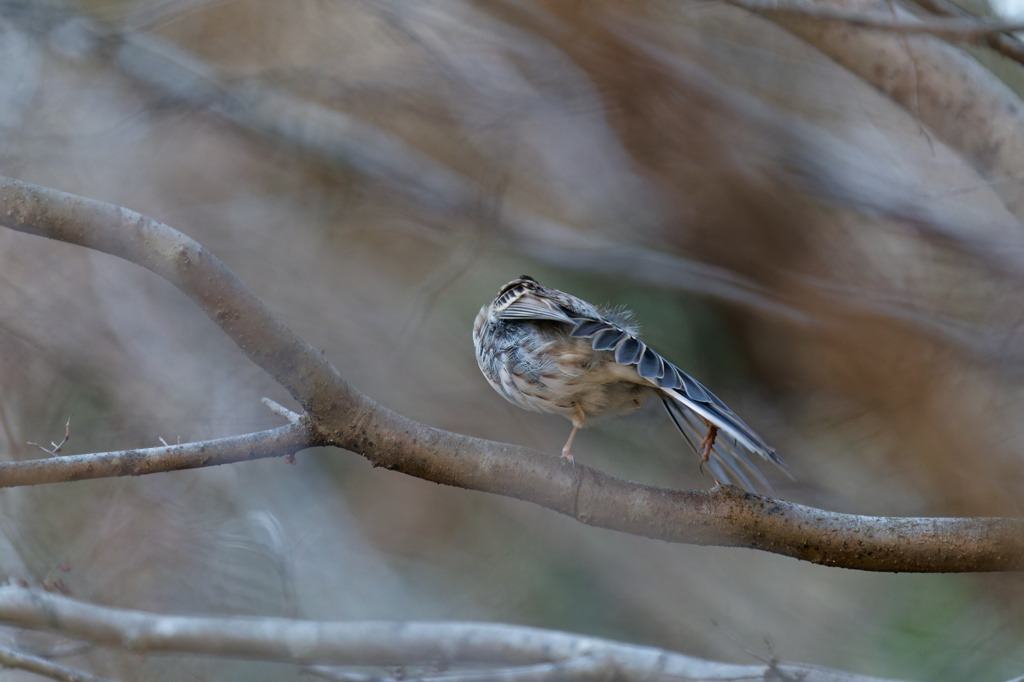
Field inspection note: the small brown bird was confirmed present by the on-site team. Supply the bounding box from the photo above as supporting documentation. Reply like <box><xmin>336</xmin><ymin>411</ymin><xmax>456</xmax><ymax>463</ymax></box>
<box><xmin>473</xmin><ymin>276</ymin><xmax>785</xmax><ymax>491</ymax></box>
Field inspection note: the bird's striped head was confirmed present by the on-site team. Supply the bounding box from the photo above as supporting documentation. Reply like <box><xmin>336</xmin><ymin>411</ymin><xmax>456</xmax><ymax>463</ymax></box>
<box><xmin>491</xmin><ymin>275</ymin><xmax>539</xmax><ymax>314</ymax></box>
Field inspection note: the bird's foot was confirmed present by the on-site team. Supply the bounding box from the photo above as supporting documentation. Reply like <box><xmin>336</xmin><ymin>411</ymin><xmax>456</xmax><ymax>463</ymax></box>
<box><xmin>698</xmin><ymin>424</ymin><xmax>719</xmax><ymax>464</ymax></box>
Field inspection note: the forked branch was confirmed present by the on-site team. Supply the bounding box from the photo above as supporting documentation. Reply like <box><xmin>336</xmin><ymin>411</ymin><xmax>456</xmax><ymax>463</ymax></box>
<box><xmin>1</xmin><ymin>175</ymin><xmax>1021</xmax><ymax>572</ymax></box>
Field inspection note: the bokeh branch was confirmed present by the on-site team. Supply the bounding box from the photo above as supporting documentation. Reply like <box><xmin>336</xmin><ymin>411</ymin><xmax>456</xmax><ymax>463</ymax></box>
<box><xmin>725</xmin><ymin>0</ymin><xmax>1024</xmax><ymax>38</ymax></box>
<box><xmin>736</xmin><ymin>0</ymin><xmax>1024</xmax><ymax>219</ymax></box>
<box><xmin>0</xmin><ymin>585</ymin><xmax>908</xmax><ymax>682</ymax></box>
<box><xmin>1</xmin><ymin>175</ymin><xmax>1022</xmax><ymax>572</ymax></box>
<box><xmin>16</xmin><ymin>1</ymin><xmax>1024</xmax><ymax>371</ymax></box>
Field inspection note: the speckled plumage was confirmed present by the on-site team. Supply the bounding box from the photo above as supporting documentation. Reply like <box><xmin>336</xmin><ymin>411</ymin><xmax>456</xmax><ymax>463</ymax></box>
<box><xmin>473</xmin><ymin>276</ymin><xmax>786</xmax><ymax>492</ymax></box>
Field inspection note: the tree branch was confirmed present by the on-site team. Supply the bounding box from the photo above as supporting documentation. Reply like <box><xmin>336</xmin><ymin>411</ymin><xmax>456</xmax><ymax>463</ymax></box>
<box><xmin>907</xmin><ymin>0</ymin><xmax>1024</xmax><ymax>66</ymax></box>
<box><xmin>2</xmin><ymin>176</ymin><xmax>1022</xmax><ymax>572</ymax></box>
<box><xmin>724</xmin><ymin>0</ymin><xmax>1024</xmax><ymax>38</ymax></box>
<box><xmin>0</xmin><ymin>586</ymin><xmax>909</xmax><ymax>681</ymax></box>
<box><xmin>0</xmin><ymin>424</ymin><xmax>310</xmax><ymax>487</ymax></box>
<box><xmin>727</xmin><ymin>0</ymin><xmax>1024</xmax><ymax>222</ymax></box>
<box><xmin>0</xmin><ymin>641</ymin><xmax>113</xmax><ymax>682</ymax></box>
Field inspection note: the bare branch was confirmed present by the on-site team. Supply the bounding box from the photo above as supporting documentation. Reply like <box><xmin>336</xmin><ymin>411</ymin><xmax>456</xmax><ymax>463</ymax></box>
<box><xmin>2</xmin><ymin>176</ymin><xmax>1022</xmax><ymax>572</ymax></box>
<box><xmin>261</xmin><ymin>397</ymin><xmax>301</xmax><ymax>424</ymax></box>
<box><xmin>0</xmin><ymin>586</ymin><xmax>910</xmax><ymax>681</ymax></box>
<box><xmin>0</xmin><ymin>424</ymin><xmax>310</xmax><ymax>487</ymax></box>
<box><xmin>1</xmin><ymin>430</ymin><xmax>1019</xmax><ymax>570</ymax></box>
<box><xmin>27</xmin><ymin>415</ymin><xmax>72</xmax><ymax>457</ymax></box>
<box><xmin>0</xmin><ymin>641</ymin><xmax>113</xmax><ymax>682</ymax></box>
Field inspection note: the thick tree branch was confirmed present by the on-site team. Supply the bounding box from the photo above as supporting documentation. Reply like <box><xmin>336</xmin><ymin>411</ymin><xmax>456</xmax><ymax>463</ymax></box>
<box><xmin>2</xmin><ymin>176</ymin><xmax>1022</xmax><ymax>572</ymax></box>
<box><xmin>0</xmin><ymin>586</ymin><xmax>908</xmax><ymax>681</ymax></box>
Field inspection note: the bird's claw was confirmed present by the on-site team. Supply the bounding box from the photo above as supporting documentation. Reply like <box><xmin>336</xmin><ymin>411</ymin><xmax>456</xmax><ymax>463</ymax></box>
<box><xmin>698</xmin><ymin>423</ymin><xmax>718</xmax><ymax>464</ymax></box>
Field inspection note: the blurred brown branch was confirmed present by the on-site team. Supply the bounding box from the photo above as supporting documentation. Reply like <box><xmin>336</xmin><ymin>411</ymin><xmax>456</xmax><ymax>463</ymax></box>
<box><xmin>1</xmin><ymin>176</ymin><xmax>1022</xmax><ymax>572</ymax></box>
<box><xmin>734</xmin><ymin>0</ymin><xmax>1024</xmax><ymax>220</ymax></box>
<box><xmin>724</xmin><ymin>0</ymin><xmax>1024</xmax><ymax>38</ymax></box>
<box><xmin>0</xmin><ymin>585</ymin><xmax>910</xmax><ymax>681</ymax></box>
<box><xmin>16</xmin><ymin>0</ymin><xmax>1024</xmax><ymax>380</ymax></box>
<box><xmin>907</xmin><ymin>0</ymin><xmax>1024</xmax><ymax>66</ymax></box>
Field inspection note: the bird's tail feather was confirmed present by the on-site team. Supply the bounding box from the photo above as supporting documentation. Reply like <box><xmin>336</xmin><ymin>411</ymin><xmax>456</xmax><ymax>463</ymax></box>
<box><xmin>662</xmin><ymin>397</ymin><xmax>777</xmax><ymax>494</ymax></box>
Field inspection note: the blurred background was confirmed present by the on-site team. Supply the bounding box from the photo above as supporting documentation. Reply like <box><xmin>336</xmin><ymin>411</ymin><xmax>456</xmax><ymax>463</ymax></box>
<box><xmin>1</xmin><ymin>0</ymin><xmax>1024</xmax><ymax>679</ymax></box>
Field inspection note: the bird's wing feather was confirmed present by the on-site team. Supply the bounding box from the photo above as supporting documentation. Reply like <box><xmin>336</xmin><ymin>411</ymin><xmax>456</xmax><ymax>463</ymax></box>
<box><xmin>569</xmin><ymin>316</ymin><xmax>784</xmax><ymax>466</ymax></box>
<box><xmin>494</xmin><ymin>294</ymin><xmax>577</xmax><ymax>325</ymax></box>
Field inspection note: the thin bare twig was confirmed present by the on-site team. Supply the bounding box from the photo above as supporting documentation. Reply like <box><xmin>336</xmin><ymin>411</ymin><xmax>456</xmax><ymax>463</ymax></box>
<box><xmin>0</xmin><ymin>641</ymin><xmax>113</xmax><ymax>682</ymax></box>
<box><xmin>27</xmin><ymin>415</ymin><xmax>72</xmax><ymax>457</ymax></box>
<box><xmin>261</xmin><ymin>397</ymin><xmax>301</xmax><ymax>423</ymax></box>
<box><xmin>3</xmin><ymin>424</ymin><xmax>311</xmax><ymax>487</ymax></box>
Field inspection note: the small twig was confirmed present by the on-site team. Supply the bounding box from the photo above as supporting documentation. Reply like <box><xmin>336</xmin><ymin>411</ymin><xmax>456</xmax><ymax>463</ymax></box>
<box><xmin>710</xmin><ymin>619</ymin><xmax>799</xmax><ymax>682</ymax></box>
<box><xmin>27</xmin><ymin>416</ymin><xmax>72</xmax><ymax>457</ymax></box>
<box><xmin>5</xmin><ymin>423</ymin><xmax>313</xmax><ymax>487</ymax></box>
<box><xmin>262</xmin><ymin>400</ymin><xmax>304</xmax><ymax>463</ymax></box>
<box><xmin>261</xmin><ymin>397</ymin><xmax>301</xmax><ymax>424</ymax></box>
<box><xmin>0</xmin><ymin>641</ymin><xmax>113</xmax><ymax>682</ymax></box>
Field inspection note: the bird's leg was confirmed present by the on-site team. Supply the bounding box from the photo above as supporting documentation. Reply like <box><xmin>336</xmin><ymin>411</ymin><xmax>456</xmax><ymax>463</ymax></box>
<box><xmin>561</xmin><ymin>405</ymin><xmax>585</xmax><ymax>466</ymax></box>
<box><xmin>697</xmin><ymin>418</ymin><xmax>719</xmax><ymax>474</ymax></box>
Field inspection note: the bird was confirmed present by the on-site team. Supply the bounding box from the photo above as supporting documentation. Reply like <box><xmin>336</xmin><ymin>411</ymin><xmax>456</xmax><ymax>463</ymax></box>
<box><xmin>472</xmin><ymin>275</ymin><xmax>786</xmax><ymax>492</ymax></box>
